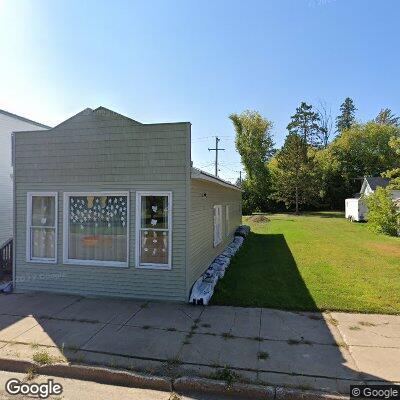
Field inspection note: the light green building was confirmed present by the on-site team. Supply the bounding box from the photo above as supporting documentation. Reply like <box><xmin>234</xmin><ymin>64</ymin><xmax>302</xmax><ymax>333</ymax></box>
<box><xmin>13</xmin><ymin>107</ymin><xmax>242</xmax><ymax>301</ymax></box>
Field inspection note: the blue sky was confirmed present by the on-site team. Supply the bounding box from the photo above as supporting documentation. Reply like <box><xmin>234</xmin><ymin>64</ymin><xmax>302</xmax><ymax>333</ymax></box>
<box><xmin>1</xmin><ymin>0</ymin><xmax>399</xmax><ymax>182</ymax></box>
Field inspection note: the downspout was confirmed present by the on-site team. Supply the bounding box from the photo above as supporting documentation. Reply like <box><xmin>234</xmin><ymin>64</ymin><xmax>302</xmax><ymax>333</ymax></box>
<box><xmin>185</xmin><ymin>123</ymin><xmax>192</xmax><ymax>301</ymax></box>
<box><xmin>11</xmin><ymin>132</ymin><xmax>16</xmax><ymax>291</ymax></box>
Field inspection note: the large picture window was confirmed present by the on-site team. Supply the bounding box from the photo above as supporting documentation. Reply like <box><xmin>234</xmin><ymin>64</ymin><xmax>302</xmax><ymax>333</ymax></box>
<box><xmin>136</xmin><ymin>191</ymin><xmax>172</xmax><ymax>269</ymax></box>
<box><xmin>27</xmin><ymin>192</ymin><xmax>57</xmax><ymax>263</ymax></box>
<box><xmin>63</xmin><ymin>192</ymin><xmax>129</xmax><ymax>267</ymax></box>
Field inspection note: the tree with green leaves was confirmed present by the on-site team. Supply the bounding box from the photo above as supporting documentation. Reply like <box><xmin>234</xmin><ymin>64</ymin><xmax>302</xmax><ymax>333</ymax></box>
<box><xmin>314</xmin><ymin>147</ymin><xmax>351</xmax><ymax>210</ymax></box>
<box><xmin>364</xmin><ymin>187</ymin><xmax>399</xmax><ymax>236</ymax></box>
<box><xmin>230</xmin><ymin>110</ymin><xmax>274</xmax><ymax>212</ymax></box>
<box><xmin>323</xmin><ymin>122</ymin><xmax>400</xmax><ymax>205</ymax></box>
<box><xmin>374</xmin><ymin>108</ymin><xmax>399</xmax><ymax>126</ymax></box>
<box><xmin>273</xmin><ymin>133</ymin><xmax>318</xmax><ymax>214</ymax></box>
<box><xmin>287</xmin><ymin>102</ymin><xmax>322</xmax><ymax>147</ymax></box>
<box><xmin>330</xmin><ymin>122</ymin><xmax>399</xmax><ymax>183</ymax></box>
<box><xmin>336</xmin><ymin>97</ymin><xmax>356</xmax><ymax>133</ymax></box>
<box><xmin>382</xmin><ymin>136</ymin><xmax>400</xmax><ymax>189</ymax></box>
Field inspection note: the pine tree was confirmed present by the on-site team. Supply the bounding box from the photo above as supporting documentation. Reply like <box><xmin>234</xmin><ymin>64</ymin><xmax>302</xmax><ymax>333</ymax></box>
<box><xmin>374</xmin><ymin>108</ymin><xmax>400</xmax><ymax>126</ymax></box>
<box><xmin>336</xmin><ymin>97</ymin><xmax>356</xmax><ymax>132</ymax></box>
<box><xmin>274</xmin><ymin>133</ymin><xmax>317</xmax><ymax>214</ymax></box>
<box><xmin>287</xmin><ymin>102</ymin><xmax>322</xmax><ymax>147</ymax></box>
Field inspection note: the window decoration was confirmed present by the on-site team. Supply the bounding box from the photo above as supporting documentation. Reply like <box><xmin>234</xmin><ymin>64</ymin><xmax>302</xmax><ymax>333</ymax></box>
<box><xmin>27</xmin><ymin>193</ymin><xmax>57</xmax><ymax>263</ymax></box>
<box><xmin>136</xmin><ymin>192</ymin><xmax>172</xmax><ymax>269</ymax></box>
<box><xmin>63</xmin><ymin>192</ymin><xmax>128</xmax><ymax>267</ymax></box>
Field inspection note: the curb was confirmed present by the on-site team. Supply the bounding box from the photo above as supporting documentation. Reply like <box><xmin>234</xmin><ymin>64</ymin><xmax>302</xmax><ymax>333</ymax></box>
<box><xmin>0</xmin><ymin>359</ymin><xmax>172</xmax><ymax>392</ymax></box>
<box><xmin>173</xmin><ymin>376</ymin><xmax>347</xmax><ymax>400</ymax></box>
<box><xmin>174</xmin><ymin>376</ymin><xmax>275</xmax><ymax>399</ymax></box>
<box><xmin>0</xmin><ymin>358</ymin><xmax>347</xmax><ymax>399</ymax></box>
<box><xmin>275</xmin><ymin>386</ymin><xmax>346</xmax><ymax>400</ymax></box>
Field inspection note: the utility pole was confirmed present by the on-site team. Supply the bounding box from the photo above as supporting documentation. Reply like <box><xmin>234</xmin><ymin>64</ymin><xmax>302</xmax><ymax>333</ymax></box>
<box><xmin>208</xmin><ymin>136</ymin><xmax>225</xmax><ymax>177</ymax></box>
<box><xmin>239</xmin><ymin>171</ymin><xmax>242</xmax><ymax>184</ymax></box>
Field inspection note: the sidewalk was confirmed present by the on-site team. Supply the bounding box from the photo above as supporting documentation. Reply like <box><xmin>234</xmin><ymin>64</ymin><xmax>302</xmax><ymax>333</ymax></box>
<box><xmin>0</xmin><ymin>292</ymin><xmax>399</xmax><ymax>395</ymax></box>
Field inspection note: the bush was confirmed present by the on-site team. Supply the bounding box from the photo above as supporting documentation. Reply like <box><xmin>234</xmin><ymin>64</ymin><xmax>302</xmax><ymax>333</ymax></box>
<box><xmin>364</xmin><ymin>188</ymin><xmax>399</xmax><ymax>236</ymax></box>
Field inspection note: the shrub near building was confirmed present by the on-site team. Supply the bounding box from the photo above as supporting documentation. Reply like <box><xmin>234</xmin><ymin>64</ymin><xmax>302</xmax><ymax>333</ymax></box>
<box><xmin>364</xmin><ymin>187</ymin><xmax>400</xmax><ymax>236</ymax></box>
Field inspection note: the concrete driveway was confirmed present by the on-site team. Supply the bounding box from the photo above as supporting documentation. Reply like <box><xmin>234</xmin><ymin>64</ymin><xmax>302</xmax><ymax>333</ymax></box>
<box><xmin>0</xmin><ymin>292</ymin><xmax>399</xmax><ymax>395</ymax></box>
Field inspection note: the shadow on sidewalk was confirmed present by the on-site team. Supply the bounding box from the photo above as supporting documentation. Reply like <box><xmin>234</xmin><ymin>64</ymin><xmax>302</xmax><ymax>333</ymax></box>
<box><xmin>210</xmin><ymin>232</ymin><xmax>393</xmax><ymax>389</ymax></box>
<box><xmin>0</xmin><ymin>233</ymin><xmax>394</xmax><ymax>395</ymax></box>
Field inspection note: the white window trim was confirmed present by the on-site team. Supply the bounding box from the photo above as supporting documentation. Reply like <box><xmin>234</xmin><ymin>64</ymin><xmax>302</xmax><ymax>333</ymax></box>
<box><xmin>63</xmin><ymin>191</ymin><xmax>129</xmax><ymax>268</ymax></box>
<box><xmin>225</xmin><ymin>204</ymin><xmax>230</xmax><ymax>237</ymax></box>
<box><xmin>26</xmin><ymin>192</ymin><xmax>58</xmax><ymax>264</ymax></box>
<box><xmin>213</xmin><ymin>205</ymin><xmax>223</xmax><ymax>247</ymax></box>
<box><xmin>135</xmin><ymin>191</ymin><xmax>172</xmax><ymax>270</ymax></box>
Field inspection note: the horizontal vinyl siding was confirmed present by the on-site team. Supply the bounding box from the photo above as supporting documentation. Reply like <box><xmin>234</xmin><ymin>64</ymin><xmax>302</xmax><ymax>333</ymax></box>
<box><xmin>14</xmin><ymin>110</ymin><xmax>190</xmax><ymax>301</ymax></box>
<box><xmin>188</xmin><ymin>179</ymin><xmax>242</xmax><ymax>294</ymax></box>
<box><xmin>0</xmin><ymin>113</ymin><xmax>47</xmax><ymax>246</ymax></box>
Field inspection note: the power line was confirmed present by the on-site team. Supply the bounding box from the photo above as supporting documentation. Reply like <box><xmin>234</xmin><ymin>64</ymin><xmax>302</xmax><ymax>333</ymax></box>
<box><xmin>219</xmin><ymin>164</ymin><xmax>237</xmax><ymax>172</ymax></box>
<box><xmin>219</xmin><ymin>161</ymin><xmax>243</xmax><ymax>165</ymax></box>
<box><xmin>219</xmin><ymin>164</ymin><xmax>244</xmax><ymax>184</ymax></box>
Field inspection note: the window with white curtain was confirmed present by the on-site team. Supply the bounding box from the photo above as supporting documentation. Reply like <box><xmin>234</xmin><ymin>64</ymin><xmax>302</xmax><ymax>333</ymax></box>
<box><xmin>136</xmin><ymin>191</ymin><xmax>172</xmax><ymax>269</ymax></box>
<box><xmin>213</xmin><ymin>205</ymin><xmax>222</xmax><ymax>247</ymax></box>
<box><xmin>27</xmin><ymin>192</ymin><xmax>57</xmax><ymax>263</ymax></box>
<box><xmin>63</xmin><ymin>192</ymin><xmax>129</xmax><ymax>267</ymax></box>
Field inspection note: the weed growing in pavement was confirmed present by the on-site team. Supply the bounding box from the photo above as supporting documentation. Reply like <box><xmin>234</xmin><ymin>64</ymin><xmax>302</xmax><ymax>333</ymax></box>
<box><xmin>349</xmin><ymin>326</ymin><xmax>361</xmax><ymax>331</ymax></box>
<box><xmin>359</xmin><ymin>321</ymin><xmax>376</xmax><ymax>327</ymax></box>
<box><xmin>32</xmin><ymin>350</ymin><xmax>54</xmax><ymax>365</ymax></box>
<box><xmin>221</xmin><ymin>332</ymin><xmax>234</xmax><ymax>339</ymax></box>
<box><xmin>257</xmin><ymin>351</ymin><xmax>269</xmax><ymax>360</ymax></box>
<box><xmin>25</xmin><ymin>366</ymin><xmax>37</xmax><ymax>381</ymax></box>
<box><xmin>210</xmin><ymin>366</ymin><xmax>240</xmax><ymax>386</ymax></box>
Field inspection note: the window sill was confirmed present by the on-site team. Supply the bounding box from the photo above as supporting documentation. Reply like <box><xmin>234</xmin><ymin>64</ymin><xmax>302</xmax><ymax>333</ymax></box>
<box><xmin>27</xmin><ymin>258</ymin><xmax>57</xmax><ymax>264</ymax></box>
<box><xmin>63</xmin><ymin>259</ymin><xmax>128</xmax><ymax>268</ymax></box>
<box><xmin>136</xmin><ymin>264</ymin><xmax>172</xmax><ymax>270</ymax></box>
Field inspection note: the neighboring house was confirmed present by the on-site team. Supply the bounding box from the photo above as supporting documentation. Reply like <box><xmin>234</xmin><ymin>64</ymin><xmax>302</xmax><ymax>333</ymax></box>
<box><xmin>345</xmin><ymin>176</ymin><xmax>400</xmax><ymax>221</ymax></box>
<box><xmin>360</xmin><ymin>177</ymin><xmax>390</xmax><ymax>196</ymax></box>
<box><xmin>0</xmin><ymin>109</ymin><xmax>49</xmax><ymax>246</ymax></box>
<box><xmin>13</xmin><ymin>107</ymin><xmax>242</xmax><ymax>301</ymax></box>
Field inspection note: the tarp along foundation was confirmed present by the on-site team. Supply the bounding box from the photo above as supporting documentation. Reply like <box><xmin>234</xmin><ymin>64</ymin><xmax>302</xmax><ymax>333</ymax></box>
<box><xmin>189</xmin><ymin>225</ymin><xmax>250</xmax><ymax>305</ymax></box>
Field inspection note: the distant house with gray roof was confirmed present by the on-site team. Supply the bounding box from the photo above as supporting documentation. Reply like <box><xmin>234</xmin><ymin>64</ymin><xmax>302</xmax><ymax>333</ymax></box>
<box><xmin>345</xmin><ymin>176</ymin><xmax>400</xmax><ymax>221</ymax></box>
<box><xmin>360</xmin><ymin>177</ymin><xmax>390</xmax><ymax>197</ymax></box>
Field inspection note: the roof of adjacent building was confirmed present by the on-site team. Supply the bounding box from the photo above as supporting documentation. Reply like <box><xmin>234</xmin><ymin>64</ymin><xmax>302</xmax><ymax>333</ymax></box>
<box><xmin>365</xmin><ymin>176</ymin><xmax>390</xmax><ymax>191</ymax></box>
<box><xmin>0</xmin><ymin>109</ymin><xmax>51</xmax><ymax>129</ymax></box>
<box><xmin>191</xmin><ymin>167</ymin><xmax>242</xmax><ymax>191</ymax></box>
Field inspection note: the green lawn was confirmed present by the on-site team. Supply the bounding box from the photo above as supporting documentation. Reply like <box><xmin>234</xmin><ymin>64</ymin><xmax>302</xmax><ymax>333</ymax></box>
<box><xmin>211</xmin><ymin>212</ymin><xmax>400</xmax><ymax>314</ymax></box>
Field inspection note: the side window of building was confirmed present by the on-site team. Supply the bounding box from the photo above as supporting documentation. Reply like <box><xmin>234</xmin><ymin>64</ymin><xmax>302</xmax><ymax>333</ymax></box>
<box><xmin>225</xmin><ymin>205</ymin><xmax>230</xmax><ymax>237</ymax></box>
<box><xmin>213</xmin><ymin>205</ymin><xmax>222</xmax><ymax>247</ymax></box>
<box><xmin>136</xmin><ymin>192</ymin><xmax>172</xmax><ymax>269</ymax></box>
<box><xmin>27</xmin><ymin>192</ymin><xmax>57</xmax><ymax>263</ymax></box>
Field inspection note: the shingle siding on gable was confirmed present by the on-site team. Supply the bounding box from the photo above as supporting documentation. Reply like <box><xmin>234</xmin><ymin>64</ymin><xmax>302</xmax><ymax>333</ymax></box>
<box><xmin>14</xmin><ymin>111</ymin><xmax>191</xmax><ymax>301</ymax></box>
